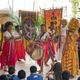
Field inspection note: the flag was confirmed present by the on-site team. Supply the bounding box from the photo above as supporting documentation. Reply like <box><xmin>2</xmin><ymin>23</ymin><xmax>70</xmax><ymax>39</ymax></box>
<box><xmin>44</xmin><ymin>9</ymin><xmax>62</xmax><ymax>33</ymax></box>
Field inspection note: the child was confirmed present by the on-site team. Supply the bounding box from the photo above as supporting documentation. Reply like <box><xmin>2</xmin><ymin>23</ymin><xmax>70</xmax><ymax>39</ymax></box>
<box><xmin>18</xmin><ymin>70</ymin><xmax>26</xmax><ymax>80</ymax></box>
<box><xmin>0</xmin><ymin>74</ymin><xmax>9</xmax><ymax>80</ymax></box>
<box><xmin>7</xmin><ymin>66</ymin><xmax>19</xmax><ymax>80</ymax></box>
<box><xmin>62</xmin><ymin>71</ymin><xmax>70</xmax><ymax>80</ymax></box>
<box><xmin>48</xmin><ymin>62</ymin><xmax>62</xmax><ymax>80</ymax></box>
<box><xmin>27</xmin><ymin>66</ymin><xmax>43</xmax><ymax>80</ymax></box>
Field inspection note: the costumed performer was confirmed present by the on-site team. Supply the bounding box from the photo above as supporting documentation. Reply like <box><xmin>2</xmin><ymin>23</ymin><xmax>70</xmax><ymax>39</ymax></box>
<box><xmin>77</xmin><ymin>28</ymin><xmax>80</xmax><ymax>69</ymax></box>
<box><xmin>13</xmin><ymin>25</ymin><xmax>25</xmax><ymax>61</ymax></box>
<box><xmin>59</xmin><ymin>19</ymin><xmax>68</xmax><ymax>61</ymax></box>
<box><xmin>62</xmin><ymin>18</ymin><xmax>79</xmax><ymax>77</ymax></box>
<box><xmin>48</xmin><ymin>22</ymin><xmax>58</xmax><ymax>61</ymax></box>
<box><xmin>37</xmin><ymin>24</ymin><xmax>55</xmax><ymax>72</ymax></box>
<box><xmin>0</xmin><ymin>22</ymin><xmax>18</xmax><ymax>70</ymax></box>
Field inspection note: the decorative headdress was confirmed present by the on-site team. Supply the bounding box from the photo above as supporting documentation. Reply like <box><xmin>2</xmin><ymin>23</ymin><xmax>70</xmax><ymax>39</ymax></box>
<box><xmin>68</xmin><ymin>18</ymin><xmax>79</xmax><ymax>32</ymax></box>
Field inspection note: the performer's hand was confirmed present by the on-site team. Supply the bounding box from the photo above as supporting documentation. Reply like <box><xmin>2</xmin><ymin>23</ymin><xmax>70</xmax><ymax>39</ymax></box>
<box><xmin>21</xmin><ymin>34</ymin><xmax>23</xmax><ymax>37</ymax></box>
<box><xmin>10</xmin><ymin>36</ymin><xmax>14</xmax><ymax>39</ymax></box>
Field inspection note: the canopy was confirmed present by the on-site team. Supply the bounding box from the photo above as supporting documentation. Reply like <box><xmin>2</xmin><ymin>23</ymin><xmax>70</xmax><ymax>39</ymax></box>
<box><xmin>0</xmin><ymin>10</ymin><xmax>10</xmax><ymax>24</ymax></box>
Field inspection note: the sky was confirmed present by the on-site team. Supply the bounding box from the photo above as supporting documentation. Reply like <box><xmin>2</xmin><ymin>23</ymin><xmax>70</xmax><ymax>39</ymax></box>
<box><xmin>0</xmin><ymin>0</ymin><xmax>54</xmax><ymax>11</ymax></box>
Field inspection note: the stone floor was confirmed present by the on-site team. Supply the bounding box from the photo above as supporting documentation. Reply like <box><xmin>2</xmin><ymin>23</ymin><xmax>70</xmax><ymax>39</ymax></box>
<box><xmin>0</xmin><ymin>53</ymin><xmax>80</xmax><ymax>80</ymax></box>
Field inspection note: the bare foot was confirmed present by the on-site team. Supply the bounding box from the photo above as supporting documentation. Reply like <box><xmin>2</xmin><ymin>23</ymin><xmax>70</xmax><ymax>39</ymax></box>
<box><xmin>45</xmin><ymin>64</ymin><xmax>49</xmax><ymax>66</ymax></box>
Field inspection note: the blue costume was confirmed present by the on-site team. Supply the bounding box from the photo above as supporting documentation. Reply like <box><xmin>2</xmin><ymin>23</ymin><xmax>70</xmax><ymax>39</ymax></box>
<box><xmin>27</xmin><ymin>73</ymin><xmax>43</xmax><ymax>80</ymax></box>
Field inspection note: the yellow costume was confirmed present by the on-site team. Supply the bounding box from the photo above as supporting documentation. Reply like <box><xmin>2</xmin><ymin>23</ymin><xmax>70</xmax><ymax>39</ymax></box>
<box><xmin>62</xmin><ymin>18</ymin><xmax>79</xmax><ymax>76</ymax></box>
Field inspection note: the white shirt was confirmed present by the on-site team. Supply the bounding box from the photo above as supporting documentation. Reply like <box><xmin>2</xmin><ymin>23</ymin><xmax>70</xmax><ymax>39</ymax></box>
<box><xmin>41</xmin><ymin>32</ymin><xmax>50</xmax><ymax>41</ymax></box>
<box><xmin>61</xmin><ymin>25</ymin><xmax>68</xmax><ymax>37</ymax></box>
<box><xmin>3</xmin><ymin>31</ymin><xmax>13</xmax><ymax>39</ymax></box>
<box><xmin>13</xmin><ymin>30</ymin><xmax>22</xmax><ymax>38</ymax></box>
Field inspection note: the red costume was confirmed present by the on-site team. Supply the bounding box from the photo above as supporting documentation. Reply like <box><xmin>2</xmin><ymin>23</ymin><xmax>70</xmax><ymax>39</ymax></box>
<box><xmin>0</xmin><ymin>31</ymin><xmax>18</xmax><ymax>69</ymax></box>
<box><xmin>37</xmin><ymin>32</ymin><xmax>55</xmax><ymax>66</ymax></box>
<box><xmin>13</xmin><ymin>31</ymin><xmax>25</xmax><ymax>60</ymax></box>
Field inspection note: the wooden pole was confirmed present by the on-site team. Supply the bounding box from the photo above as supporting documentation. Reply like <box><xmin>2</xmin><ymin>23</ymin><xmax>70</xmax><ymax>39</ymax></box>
<box><xmin>12</xmin><ymin>0</ymin><xmax>14</xmax><ymax>16</ymax></box>
<box><xmin>33</xmin><ymin>0</ymin><xmax>35</xmax><ymax>11</ymax></box>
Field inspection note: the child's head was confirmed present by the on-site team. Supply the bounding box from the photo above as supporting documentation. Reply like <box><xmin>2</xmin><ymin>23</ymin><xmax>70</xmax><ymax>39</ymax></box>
<box><xmin>8</xmin><ymin>66</ymin><xmax>15</xmax><ymax>75</ymax></box>
<box><xmin>18</xmin><ymin>70</ymin><xmax>26</xmax><ymax>79</ymax></box>
<box><xmin>0</xmin><ymin>74</ymin><xmax>9</xmax><ymax>80</ymax></box>
<box><xmin>4</xmin><ymin>21</ymin><xmax>13</xmax><ymax>32</ymax></box>
<box><xmin>30</xmin><ymin>66</ymin><xmax>37</xmax><ymax>74</ymax></box>
<box><xmin>40</xmin><ymin>24</ymin><xmax>46</xmax><ymax>33</ymax></box>
<box><xmin>62</xmin><ymin>71</ymin><xmax>70</xmax><ymax>80</ymax></box>
<box><xmin>15</xmin><ymin>25</ymin><xmax>20</xmax><ymax>32</ymax></box>
<box><xmin>52</xmin><ymin>62</ymin><xmax>62</xmax><ymax>72</ymax></box>
<box><xmin>61</xmin><ymin>19</ymin><xmax>67</xmax><ymax>27</ymax></box>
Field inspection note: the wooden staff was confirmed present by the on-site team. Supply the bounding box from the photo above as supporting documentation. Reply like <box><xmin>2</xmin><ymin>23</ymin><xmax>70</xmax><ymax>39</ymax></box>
<box><xmin>0</xmin><ymin>25</ymin><xmax>4</xmax><ymax>52</ymax></box>
<box><xmin>40</xmin><ymin>55</ymin><xmax>44</xmax><ymax>74</ymax></box>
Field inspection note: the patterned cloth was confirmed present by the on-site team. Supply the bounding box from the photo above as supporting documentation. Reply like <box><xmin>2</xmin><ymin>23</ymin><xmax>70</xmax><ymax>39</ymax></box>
<box><xmin>62</xmin><ymin>32</ymin><xmax>79</xmax><ymax>76</ymax></box>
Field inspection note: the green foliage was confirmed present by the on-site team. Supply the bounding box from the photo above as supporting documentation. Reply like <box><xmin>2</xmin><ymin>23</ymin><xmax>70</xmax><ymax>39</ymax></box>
<box><xmin>36</xmin><ymin>12</ymin><xmax>44</xmax><ymax>29</ymax></box>
<box><xmin>72</xmin><ymin>0</ymin><xmax>79</xmax><ymax>18</ymax></box>
<box><xmin>8</xmin><ymin>6</ymin><xmax>21</xmax><ymax>26</ymax></box>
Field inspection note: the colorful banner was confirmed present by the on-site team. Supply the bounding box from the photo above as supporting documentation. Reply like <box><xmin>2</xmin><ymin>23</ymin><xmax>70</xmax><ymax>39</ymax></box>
<box><xmin>44</xmin><ymin>9</ymin><xmax>62</xmax><ymax>33</ymax></box>
<box><xmin>44</xmin><ymin>10</ymin><xmax>53</xmax><ymax>31</ymax></box>
<box><xmin>19</xmin><ymin>10</ymin><xmax>36</xmax><ymax>40</ymax></box>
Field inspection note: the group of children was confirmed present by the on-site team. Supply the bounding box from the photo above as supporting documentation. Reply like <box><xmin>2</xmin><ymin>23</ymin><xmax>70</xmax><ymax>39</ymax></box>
<box><xmin>0</xmin><ymin>66</ymin><xmax>43</xmax><ymax>80</ymax></box>
<box><xmin>1</xmin><ymin>64</ymin><xmax>80</xmax><ymax>80</ymax></box>
<box><xmin>0</xmin><ymin>64</ymin><xmax>72</xmax><ymax>80</ymax></box>
<box><xmin>0</xmin><ymin>66</ymin><xmax>26</xmax><ymax>80</ymax></box>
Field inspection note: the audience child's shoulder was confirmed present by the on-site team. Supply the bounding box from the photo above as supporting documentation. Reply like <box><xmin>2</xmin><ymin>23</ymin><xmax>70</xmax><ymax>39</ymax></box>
<box><xmin>27</xmin><ymin>76</ymin><xmax>30</xmax><ymax>80</ymax></box>
<box><xmin>37</xmin><ymin>74</ymin><xmax>43</xmax><ymax>79</ymax></box>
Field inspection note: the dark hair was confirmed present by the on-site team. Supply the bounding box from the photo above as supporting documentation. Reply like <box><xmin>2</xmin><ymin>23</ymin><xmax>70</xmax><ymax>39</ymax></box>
<box><xmin>30</xmin><ymin>66</ymin><xmax>37</xmax><ymax>73</ymax></box>
<box><xmin>0</xmin><ymin>75</ymin><xmax>9</xmax><ymax>80</ymax></box>
<box><xmin>52</xmin><ymin>62</ymin><xmax>62</xmax><ymax>71</ymax></box>
<box><xmin>78</xmin><ymin>28</ymin><xmax>80</xmax><ymax>33</ymax></box>
<box><xmin>40</xmin><ymin>24</ymin><xmax>45</xmax><ymax>27</ymax></box>
<box><xmin>52</xmin><ymin>62</ymin><xmax>62</xmax><ymax>80</ymax></box>
<box><xmin>77</xmin><ymin>77</ymin><xmax>80</xmax><ymax>80</ymax></box>
<box><xmin>62</xmin><ymin>71</ymin><xmax>70</xmax><ymax>80</ymax></box>
<box><xmin>15</xmin><ymin>25</ymin><xmax>20</xmax><ymax>29</ymax></box>
<box><xmin>4</xmin><ymin>21</ymin><xmax>13</xmax><ymax>31</ymax></box>
<box><xmin>18</xmin><ymin>70</ymin><xmax>26</xmax><ymax>79</ymax></box>
<box><xmin>50</xmin><ymin>21</ymin><xmax>57</xmax><ymax>27</ymax></box>
<box><xmin>8</xmin><ymin>66</ymin><xmax>15</xmax><ymax>74</ymax></box>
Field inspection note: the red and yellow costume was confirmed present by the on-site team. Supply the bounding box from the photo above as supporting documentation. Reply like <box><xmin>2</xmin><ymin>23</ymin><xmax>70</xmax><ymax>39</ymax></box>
<box><xmin>62</xmin><ymin>18</ymin><xmax>79</xmax><ymax>76</ymax></box>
